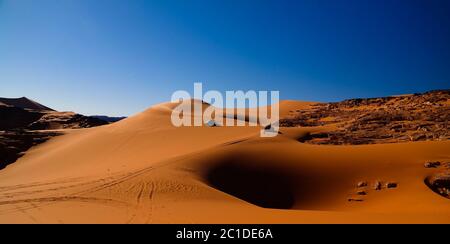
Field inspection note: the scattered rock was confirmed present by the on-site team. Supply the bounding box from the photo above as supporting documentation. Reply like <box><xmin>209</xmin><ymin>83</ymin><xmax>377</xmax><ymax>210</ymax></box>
<box><xmin>386</xmin><ymin>182</ymin><xmax>398</xmax><ymax>189</ymax></box>
<box><xmin>279</xmin><ymin>90</ymin><xmax>450</xmax><ymax>145</ymax></box>
<box><xmin>356</xmin><ymin>190</ymin><xmax>367</xmax><ymax>195</ymax></box>
<box><xmin>348</xmin><ymin>198</ymin><xmax>363</xmax><ymax>202</ymax></box>
<box><xmin>357</xmin><ymin>181</ymin><xmax>368</xmax><ymax>188</ymax></box>
<box><xmin>438</xmin><ymin>188</ymin><xmax>450</xmax><ymax>197</ymax></box>
<box><xmin>424</xmin><ymin>161</ymin><xmax>441</xmax><ymax>168</ymax></box>
<box><xmin>373</xmin><ymin>181</ymin><xmax>382</xmax><ymax>190</ymax></box>
<box><xmin>411</xmin><ymin>133</ymin><xmax>427</xmax><ymax>141</ymax></box>
<box><xmin>28</xmin><ymin>112</ymin><xmax>108</xmax><ymax>130</ymax></box>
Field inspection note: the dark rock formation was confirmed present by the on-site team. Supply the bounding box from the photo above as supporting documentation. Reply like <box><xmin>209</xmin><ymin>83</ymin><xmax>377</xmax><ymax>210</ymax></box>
<box><xmin>0</xmin><ymin>130</ymin><xmax>61</xmax><ymax>169</ymax></box>
<box><xmin>0</xmin><ymin>97</ymin><xmax>117</xmax><ymax>170</ymax></box>
<box><xmin>424</xmin><ymin>161</ymin><xmax>441</xmax><ymax>168</ymax></box>
<box><xmin>281</xmin><ymin>90</ymin><xmax>449</xmax><ymax>145</ymax></box>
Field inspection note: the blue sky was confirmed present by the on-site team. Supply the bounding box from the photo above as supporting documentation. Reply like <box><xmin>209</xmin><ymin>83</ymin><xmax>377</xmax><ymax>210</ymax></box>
<box><xmin>1</xmin><ymin>0</ymin><xmax>449</xmax><ymax>116</ymax></box>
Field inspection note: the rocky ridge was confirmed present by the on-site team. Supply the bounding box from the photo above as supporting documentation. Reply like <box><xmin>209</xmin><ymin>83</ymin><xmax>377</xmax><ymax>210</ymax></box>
<box><xmin>281</xmin><ymin>90</ymin><xmax>449</xmax><ymax>145</ymax></box>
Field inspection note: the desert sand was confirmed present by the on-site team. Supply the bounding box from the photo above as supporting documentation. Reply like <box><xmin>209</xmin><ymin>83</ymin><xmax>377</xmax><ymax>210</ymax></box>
<box><xmin>0</xmin><ymin>99</ymin><xmax>449</xmax><ymax>223</ymax></box>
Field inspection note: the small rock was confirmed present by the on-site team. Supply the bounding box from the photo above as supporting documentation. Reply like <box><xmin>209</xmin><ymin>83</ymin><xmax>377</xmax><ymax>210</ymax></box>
<box><xmin>411</xmin><ymin>134</ymin><xmax>426</xmax><ymax>141</ymax></box>
<box><xmin>347</xmin><ymin>198</ymin><xmax>363</xmax><ymax>202</ymax></box>
<box><xmin>356</xmin><ymin>190</ymin><xmax>367</xmax><ymax>195</ymax></box>
<box><xmin>424</xmin><ymin>161</ymin><xmax>441</xmax><ymax>168</ymax></box>
<box><xmin>357</xmin><ymin>181</ymin><xmax>368</xmax><ymax>188</ymax></box>
<box><xmin>386</xmin><ymin>182</ymin><xmax>398</xmax><ymax>189</ymax></box>
<box><xmin>438</xmin><ymin>188</ymin><xmax>450</xmax><ymax>197</ymax></box>
<box><xmin>373</xmin><ymin>181</ymin><xmax>382</xmax><ymax>190</ymax></box>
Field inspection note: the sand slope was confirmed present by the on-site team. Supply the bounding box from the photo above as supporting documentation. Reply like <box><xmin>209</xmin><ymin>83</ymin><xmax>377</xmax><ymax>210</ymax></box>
<box><xmin>0</xmin><ymin>100</ymin><xmax>449</xmax><ymax>223</ymax></box>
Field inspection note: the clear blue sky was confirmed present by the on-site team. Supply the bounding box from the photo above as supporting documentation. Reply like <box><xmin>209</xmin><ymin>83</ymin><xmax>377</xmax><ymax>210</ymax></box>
<box><xmin>1</xmin><ymin>0</ymin><xmax>449</xmax><ymax>116</ymax></box>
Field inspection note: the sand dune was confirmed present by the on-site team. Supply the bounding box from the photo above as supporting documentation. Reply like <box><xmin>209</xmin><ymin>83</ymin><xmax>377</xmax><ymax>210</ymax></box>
<box><xmin>0</xmin><ymin>99</ymin><xmax>449</xmax><ymax>223</ymax></box>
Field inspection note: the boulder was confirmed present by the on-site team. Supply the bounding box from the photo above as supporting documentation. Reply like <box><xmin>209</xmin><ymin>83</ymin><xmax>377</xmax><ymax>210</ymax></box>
<box><xmin>357</xmin><ymin>181</ymin><xmax>368</xmax><ymax>188</ymax></box>
<box><xmin>424</xmin><ymin>161</ymin><xmax>441</xmax><ymax>168</ymax></box>
<box><xmin>373</xmin><ymin>181</ymin><xmax>382</xmax><ymax>190</ymax></box>
<box><xmin>386</xmin><ymin>182</ymin><xmax>398</xmax><ymax>189</ymax></box>
<box><xmin>356</xmin><ymin>190</ymin><xmax>367</xmax><ymax>195</ymax></box>
<box><xmin>347</xmin><ymin>198</ymin><xmax>363</xmax><ymax>202</ymax></box>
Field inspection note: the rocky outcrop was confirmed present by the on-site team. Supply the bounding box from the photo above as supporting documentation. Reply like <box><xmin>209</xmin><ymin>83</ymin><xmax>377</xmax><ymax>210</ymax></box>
<box><xmin>425</xmin><ymin>161</ymin><xmax>441</xmax><ymax>168</ymax></box>
<box><xmin>0</xmin><ymin>105</ymin><xmax>44</xmax><ymax>130</ymax></box>
<box><xmin>28</xmin><ymin>112</ymin><xmax>108</xmax><ymax>130</ymax></box>
<box><xmin>0</xmin><ymin>97</ymin><xmax>109</xmax><ymax>131</ymax></box>
<box><xmin>0</xmin><ymin>97</ymin><xmax>112</xmax><ymax>170</ymax></box>
<box><xmin>0</xmin><ymin>130</ymin><xmax>61</xmax><ymax>169</ymax></box>
<box><xmin>281</xmin><ymin>90</ymin><xmax>449</xmax><ymax>145</ymax></box>
<box><xmin>427</xmin><ymin>171</ymin><xmax>450</xmax><ymax>199</ymax></box>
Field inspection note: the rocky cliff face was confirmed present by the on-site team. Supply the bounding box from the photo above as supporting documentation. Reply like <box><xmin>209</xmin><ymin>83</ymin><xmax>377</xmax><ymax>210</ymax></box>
<box><xmin>281</xmin><ymin>90</ymin><xmax>449</xmax><ymax>145</ymax></box>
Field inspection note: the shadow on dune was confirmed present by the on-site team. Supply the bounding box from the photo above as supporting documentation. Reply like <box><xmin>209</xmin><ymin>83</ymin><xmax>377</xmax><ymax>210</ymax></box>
<box><xmin>205</xmin><ymin>157</ymin><xmax>296</xmax><ymax>209</ymax></box>
<box><xmin>201</xmin><ymin>149</ymin><xmax>352</xmax><ymax>211</ymax></box>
